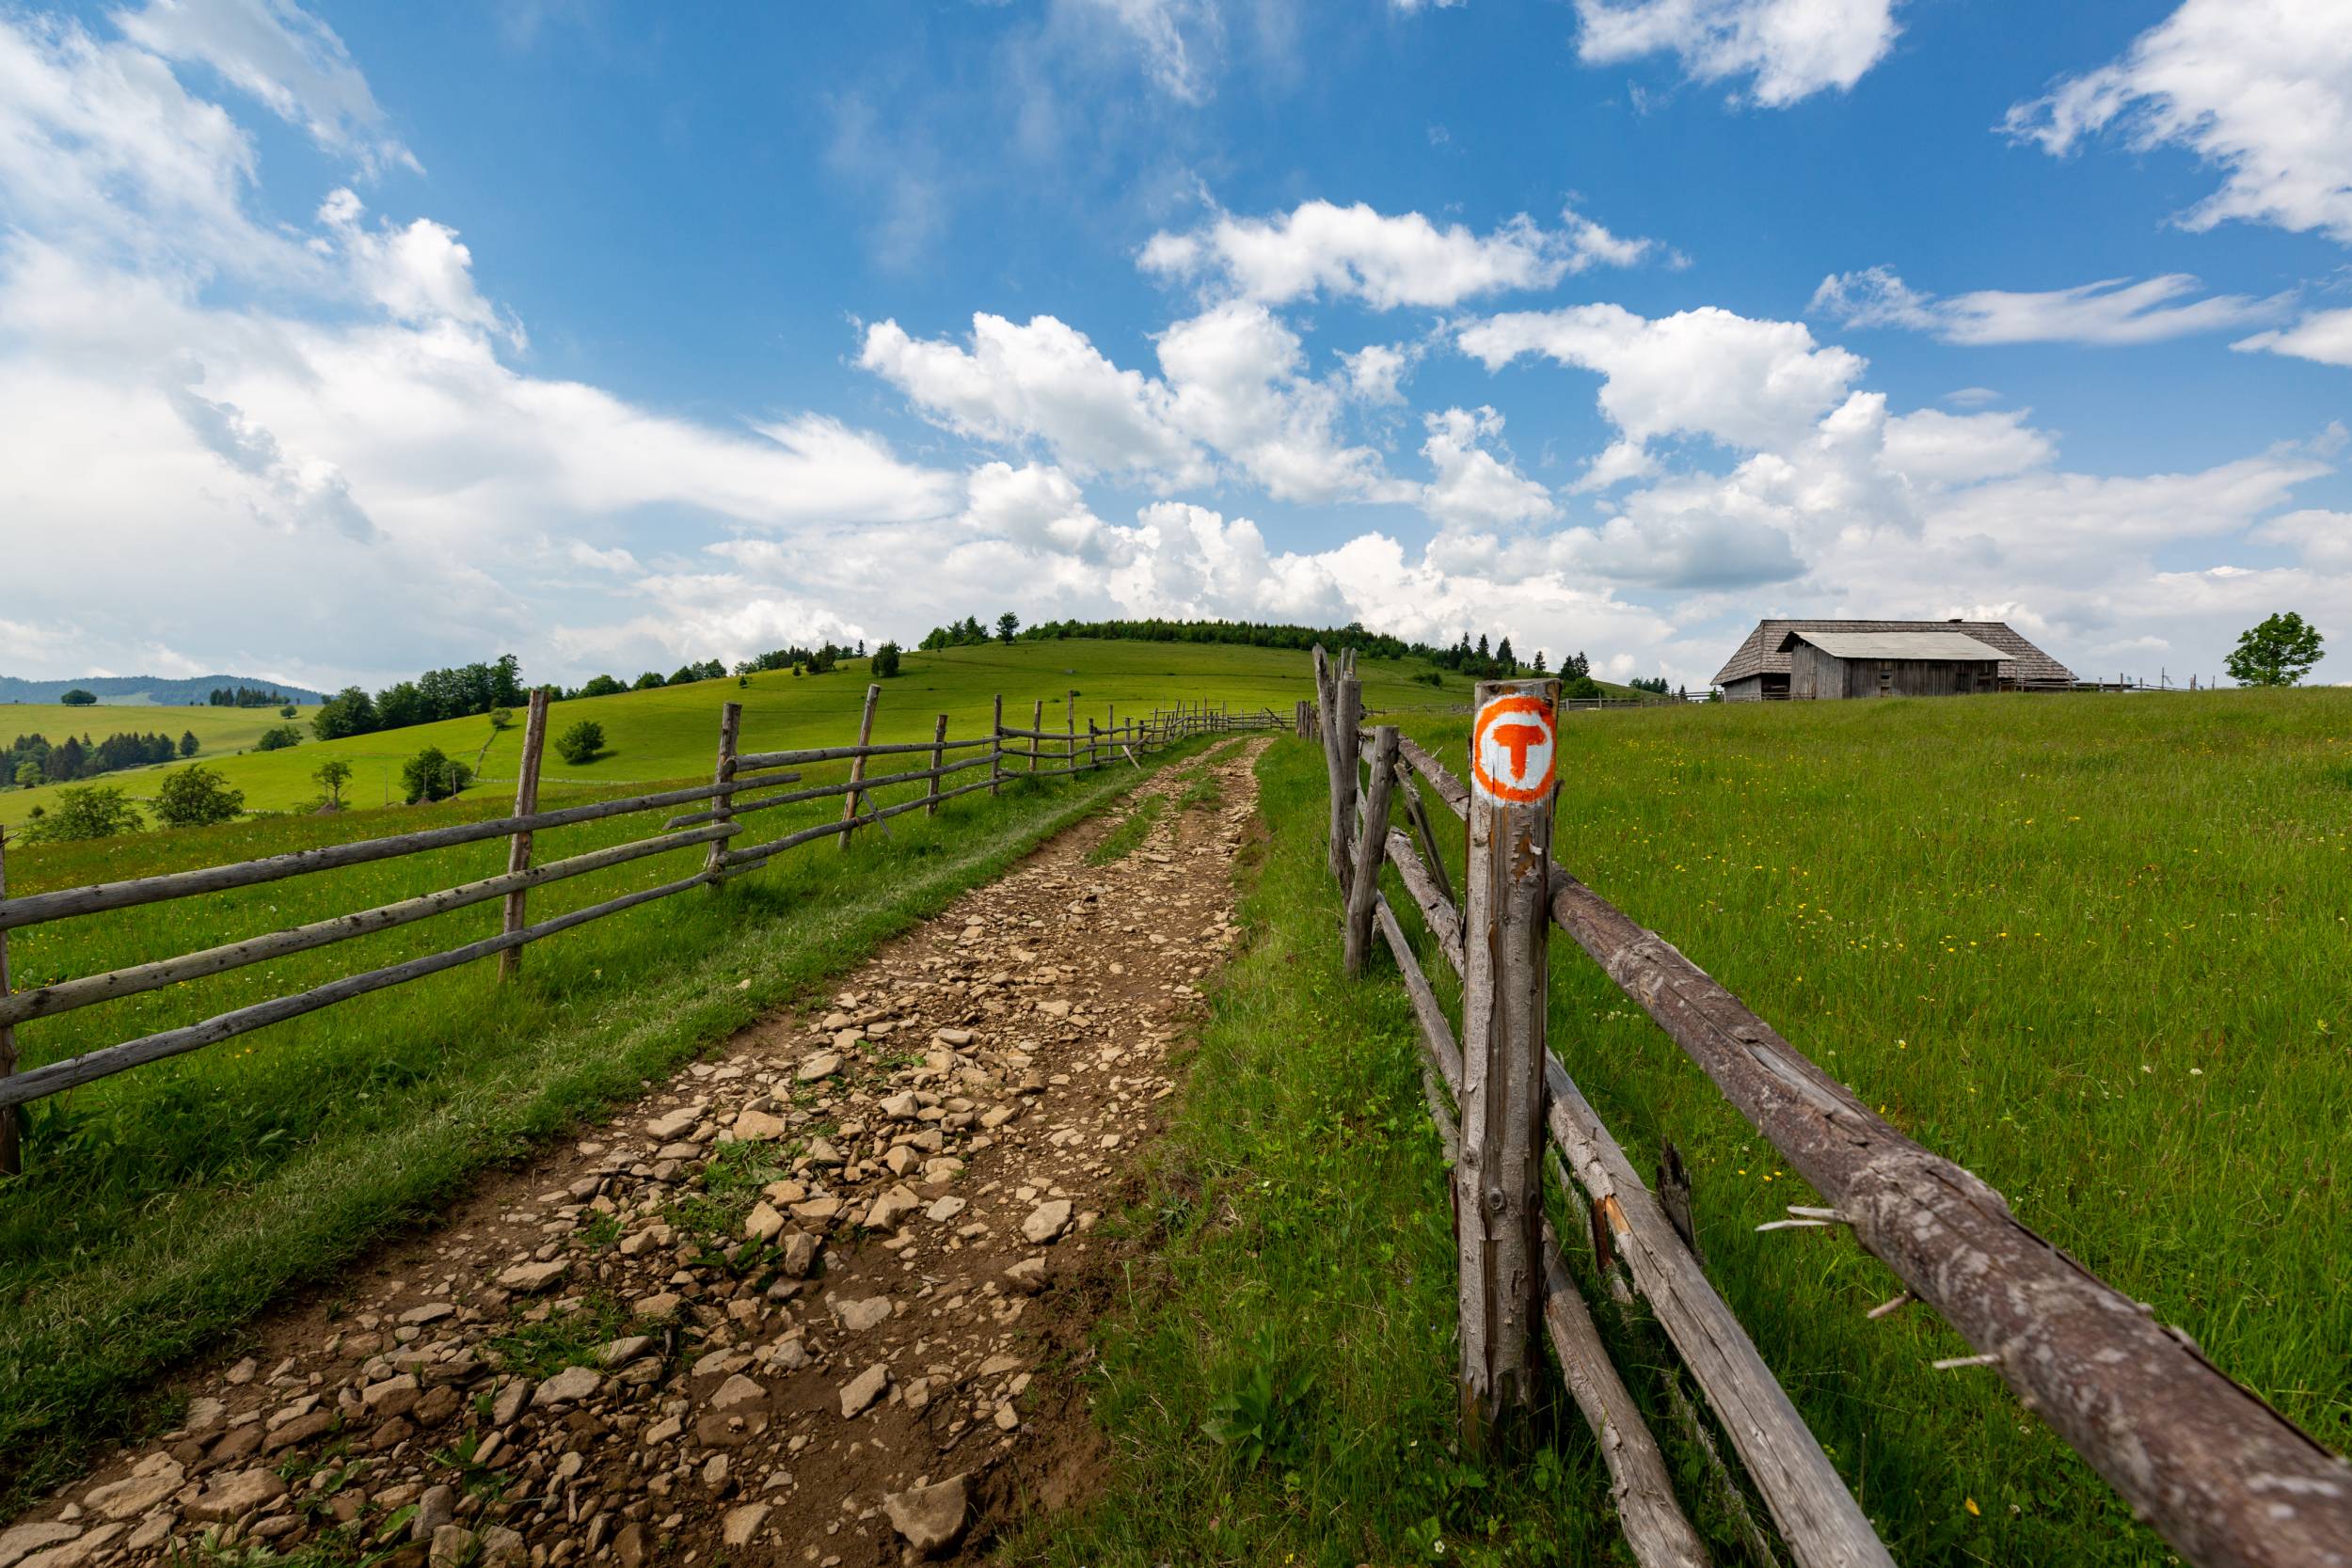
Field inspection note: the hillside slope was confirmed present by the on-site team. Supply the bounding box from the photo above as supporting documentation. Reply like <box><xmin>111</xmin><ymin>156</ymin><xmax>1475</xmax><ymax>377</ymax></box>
<box><xmin>0</xmin><ymin>674</ymin><xmax>327</xmax><ymax>705</ymax></box>
<box><xmin>0</xmin><ymin>641</ymin><xmax>1463</xmax><ymax>831</ymax></box>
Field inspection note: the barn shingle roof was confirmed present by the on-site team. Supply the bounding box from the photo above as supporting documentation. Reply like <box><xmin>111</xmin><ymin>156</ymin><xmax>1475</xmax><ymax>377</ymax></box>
<box><xmin>1713</xmin><ymin>620</ymin><xmax>2073</xmax><ymax>687</ymax></box>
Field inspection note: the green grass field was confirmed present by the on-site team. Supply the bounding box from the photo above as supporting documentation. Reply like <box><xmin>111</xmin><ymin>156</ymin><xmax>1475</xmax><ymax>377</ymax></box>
<box><xmin>0</xmin><ymin>641</ymin><xmax>1465</xmax><ymax>832</ymax></box>
<box><xmin>1</xmin><ymin>702</ymin><xmax>319</xmax><ymax>809</ymax></box>
<box><xmin>1041</xmin><ymin>689</ymin><xmax>2351</xmax><ymax>1566</ymax></box>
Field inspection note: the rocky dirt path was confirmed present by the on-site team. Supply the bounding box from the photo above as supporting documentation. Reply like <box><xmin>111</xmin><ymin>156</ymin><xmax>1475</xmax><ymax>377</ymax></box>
<box><xmin>2</xmin><ymin>738</ymin><xmax>1269</xmax><ymax>1568</ymax></box>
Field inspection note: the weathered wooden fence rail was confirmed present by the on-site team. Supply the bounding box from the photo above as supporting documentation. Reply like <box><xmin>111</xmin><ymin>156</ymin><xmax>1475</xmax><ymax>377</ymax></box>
<box><xmin>1308</xmin><ymin>645</ymin><xmax>2352</xmax><ymax>1568</ymax></box>
<box><xmin>0</xmin><ymin>690</ymin><xmax>1279</xmax><ymax>1159</ymax></box>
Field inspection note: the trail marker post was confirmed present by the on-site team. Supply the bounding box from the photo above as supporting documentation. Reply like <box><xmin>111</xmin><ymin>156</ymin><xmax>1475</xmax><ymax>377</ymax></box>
<box><xmin>1456</xmin><ymin>677</ymin><xmax>1560</xmax><ymax>1456</ymax></box>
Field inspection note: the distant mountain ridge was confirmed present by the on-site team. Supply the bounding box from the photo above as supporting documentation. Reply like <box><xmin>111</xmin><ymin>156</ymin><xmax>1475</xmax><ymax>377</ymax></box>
<box><xmin>0</xmin><ymin>674</ymin><xmax>328</xmax><ymax>705</ymax></box>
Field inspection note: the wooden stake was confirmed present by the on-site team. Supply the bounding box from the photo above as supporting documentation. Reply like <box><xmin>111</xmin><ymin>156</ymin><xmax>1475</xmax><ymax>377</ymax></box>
<box><xmin>1030</xmin><ymin>698</ymin><xmax>1044</xmax><ymax>775</ymax></box>
<box><xmin>697</xmin><ymin>698</ymin><xmax>740</xmax><ymax>886</ymax></box>
<box><xmin>1066</xmin><ymin>689</ymin><xmax>1077</xmax><ymax>770</ymax></box>
<box><xmin>927</xmin><ymin>714</ymin><xmax>948</xmax><ymax>816</ymax></box>
<box><xmin>0</xmin><ymin>827</ymin><xmax>17</xmax><ymax>1175</ymax></box>
<box><xmin>1343</xmin><ymin>726</ymin><xmax>1401</xmax><ymax>976</ymax></box>
<box><xmin>499</xmin><ymin>689</ymin><xmax>554</xmax><ymax>978</ymax></box>
<box><xmin>1456</xmin><ymin>676</ymin><xmax>1558</xmax><ymax>1456</ymax></box>
<box><xmin>839</xmin><ymin>683</ymin><xmax>880</xmax><ymax>852</ymax></box>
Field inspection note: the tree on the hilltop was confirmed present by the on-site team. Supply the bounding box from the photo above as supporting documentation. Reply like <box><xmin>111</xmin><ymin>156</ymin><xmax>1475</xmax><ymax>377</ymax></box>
<box><xmin>1474</xmin><ymin>634</ymin><xmax>1489</xmax><ymax>661</ymax></box>
<box><xmin>313</xmin><ymin>757</ymin><xmax>353</xmax><ymax>811</ymax></box>
<box><xmin>578</xmin><ymin>673</ymin><xmax>626</xmax><ymax>698</ymax></box>
<box><xmin>179</xmin><ymin>730</ymin><xmax>199</xmax><ymax>758</ymax></box>
<box><xmin>1496</xmin><ymin>636</ymin><xmax>1515</xmax><ymax>672</ymax></box>
<box><xmin>22</xmin><ymin>784</ymin><xmax>143</xmax><ymax>842</ymax></box>
<box><xmin>871</xmin><ymin>641</ymin><xmax>902</xmax><ymax>677</ymax></box>
<box><xmin>489</xmin><ymin>706</ymin><xmax>514</xmax><ymax>732</ymax></box>
<box><xmin>1565</xmin><ymin>673</ymin><xmax>1602</xmax><ymax>701</ymax></box>
<box><xmin>311</xmin><ymin>687</ymin><xmax>378</xmax><ymax>741</ymax></box>
<box><xmin>997</xmin><ymin>612</ymin><xmax>1020</xmax><ymax>644</ymax></box>
<box><xmin>59</xmin><ymin>689</ymin><xmax>96</xmax><ymax>706</ymax></box>
<box><xmin>633</xmin><ymin>672</ymin><xmax>665</xmax><ymax>690</ymax></box>
<box><xmin>555</xmin><ymin>720</ymin><xmax>605</xmax><ymax>766</ymax></box>
<box><xmin>153</xmin><ymin>765</ymin><xmax>245</xmax><ymax>828</ymax></box>
<box><xmin>2225</xmin><ymin>612</ymin><xmax>2324</xmax><ymax>687</ymax></box>
<box><xmin>254</xmin><ymin>724</ymin><xmax>302</xmax><ymax>752</ymax></box>
<box><xmin>278</xmin><ymin>703</ymin><xmax>297</xmax><ymax>720</ymax></box>
<box><xmin>1533</xmin><ymin>651</ymin><xmax>1547</xmax><ymax>673</ymax></box>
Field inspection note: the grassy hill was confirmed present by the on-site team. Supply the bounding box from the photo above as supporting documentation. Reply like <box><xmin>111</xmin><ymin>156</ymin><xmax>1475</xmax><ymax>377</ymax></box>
<box><xmin>0</xmin><ymin>641</ymin><xmax>1462</xmax><ymax>832</ymax></box>
<box><xmin>0</xmin><ymin>675</ymin><xmax>328</xmax><ymax>705</ymax></box>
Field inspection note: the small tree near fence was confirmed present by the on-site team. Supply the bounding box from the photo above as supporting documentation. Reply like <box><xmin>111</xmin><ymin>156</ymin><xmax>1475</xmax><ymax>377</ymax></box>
<box><xmin>153</xmin><ymin>766</ymin><xmax>245</xmax><ymax>828</ymax></box>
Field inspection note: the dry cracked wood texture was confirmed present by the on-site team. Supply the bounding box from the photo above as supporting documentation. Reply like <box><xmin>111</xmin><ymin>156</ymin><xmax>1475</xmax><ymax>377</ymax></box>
<box><xmin>2</xmin><ymin>738</ymin><xmax>1268</xmax><ymax>1568</ymax></box>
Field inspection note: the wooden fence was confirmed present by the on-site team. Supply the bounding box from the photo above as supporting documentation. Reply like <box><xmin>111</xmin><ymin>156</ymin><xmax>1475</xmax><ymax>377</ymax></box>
<box><xmin>1309</xmin><ymin>645</ymin><xmax>2352</xmax><ymax>1568</ymax></box>
<box><xmin>0</xmin><ymin>691</ymin><xmax>1277</xmax><ymax>1171</ymax></box>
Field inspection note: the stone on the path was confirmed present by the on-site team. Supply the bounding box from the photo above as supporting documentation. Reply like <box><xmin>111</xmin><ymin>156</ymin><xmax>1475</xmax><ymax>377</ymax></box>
<box><xmin>531</xmin><ymin>1365</ymin><xmax>601</xmax><ymax>1407</ymax></box>
<box><xmin>797</xmin><ymin>1052</ymin><xmax>843</xmax><ymax>1083</ymax></box>
<box><xmin>879</xmin><ymin>1091</ymin><xmax>919</xmax><ymax>1121</ymax></box>
<box><xmin>489</xmin><ymin>1379</ymin><xmax>531</xmax><ymax>1427</ymax></box>
<box><xmin>0</xmin><ymin>1523</ymin><xmax>81</xmax><ymax>1568</ymax></box>
<box><xmin>428</xmin><ymin>1524</ymin><xmax>473</xmax><ymax>1568</ymax></box>
<box><xmin>597</xmin><ymin>1337</ymin><xmax>655</xmax><ymax>1368</ymax></box>
<box><xmin>497</xmin><ymin>1259</ymin><xmax>567</xmax><ymax>1294</ymax></box>
<box><xmin>708</xmin><ymin>1374</ymin><xmax>766</xmax><ymax>1412</ymax></box>
<box><xmin>862</xmin><ymin>1184</ymin><xmax>922</xmax><ymax>1231</ymax></box>
<box><xmin>932</xmin><ymin>1028</ymin><xmax>975</xmax><ymax>1047</ymax></box>
<box><xmin>412</xmin><ymin>1484</ymin><xmax>455</xmax><ymax>1542</ymax></box>
<box><xmin>185</xmin><ymin>1466</ymin><xmax>287</xmax><ymax>1523</ymax></box>
<box><xmin>830</xmin><ymin>1296</ymin><xmax>891</xmax><ymax>1332</ymax></box>
<box><xmin>1004</xmin><ymin>1257</ymin><xmax>1051</xmax><ymax>1294</ymax></box>
<box><xmin>926</xmin><ymin>1196</ymin><xmax>967</xmax><ymax>1224</ymax></box>
<box><xmin>83</xmin><ymin>1458</ymin><xmax>182</xmax><ymax>1520</ymax></box>
<box><xmin>722</xmin><ymin>1505</ymin><xmax>772</xmax><ymax>1547</ymax></box>
<box><xmin>838</xmin><ymin>1363</ymin><xmax>889</xmax><ymax>1418</ymax></box>
<box><xmin>1022</xmin><ymin>1199</ymin><xmax>1073</xmax><ymax>1243</ymax></box>
<box><xmin>882</xmin><ymin>1474</ymin><xmax>970</xmax><ymax>1557</ymax></box>
<box><xmin>778</xmin><ymin>1230</ymin><xmax>818</xmax><ymax>1278</ymax></box>
<box><xmin>731</xmin><ymin>1108</ymin><xmax>787</xmax><ymax>1141</ymax></box>
<box><xmin>743</xmin><ymin>1201</ymin><xmax>786</xmax><ymax>1243</ymax></box>
<box><xmin>634</xmin><ymin>1291</ymin><xmax>683</xmax><ymax>1321</ymax></box>
<box><xmin>645</xmin><ymin>1108</ymin><xmax>697</xmax><ymax>1140</ymax></box>
<box><xmin>15</xmin><ymin>1524</ymin><xmax>119</xmax><ymax>1568</ymax></box>
<box><xmin>480</xmin><ymin>1526</ymin><xmax>527</xmax><ymax>1567</ymax></box>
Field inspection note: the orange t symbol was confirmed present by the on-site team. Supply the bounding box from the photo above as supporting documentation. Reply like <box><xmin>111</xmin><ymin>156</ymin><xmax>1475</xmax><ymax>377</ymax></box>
<box><xmin>1492</xmin><ymin>721</ymin><xmax>1546</xmax><ymax>783</ymax></box>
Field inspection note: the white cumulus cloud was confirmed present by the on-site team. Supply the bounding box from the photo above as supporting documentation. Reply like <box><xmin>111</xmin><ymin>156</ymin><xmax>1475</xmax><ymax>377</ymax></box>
<box><xmin>1575</xmin><ymin>0</ymin><xmax>1901</xmax><ymax>107</ymax></box>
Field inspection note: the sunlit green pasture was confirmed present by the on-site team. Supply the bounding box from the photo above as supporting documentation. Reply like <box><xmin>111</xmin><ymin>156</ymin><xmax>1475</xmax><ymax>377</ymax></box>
<box><xmin>0</xmin><ymin>640</ymin><xmax>1456</xmax><ymax>831</ymax></box>
<box><xmin>0</xmin><ymin>702</ymin><xmax>319</xmax><ymax>803</ymax></box>
<box><xmin>1378</xmin><ymin>689</ymin><xmax>2352</xmax><ymax>1561</ymax></box>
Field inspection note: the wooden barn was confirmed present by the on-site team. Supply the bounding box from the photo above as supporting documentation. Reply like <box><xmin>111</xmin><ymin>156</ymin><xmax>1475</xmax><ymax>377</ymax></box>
<box><xmin>1712</xmin><ymin>618</ymin><xmax>2073</xmax><ymax>701</ymax></box>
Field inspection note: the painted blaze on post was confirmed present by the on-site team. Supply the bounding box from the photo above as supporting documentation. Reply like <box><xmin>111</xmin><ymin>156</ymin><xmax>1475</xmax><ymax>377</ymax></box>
<box><xmin>1470</xmin><ymin>692</ymin><xmax>1557</xmax><ymax>804</ymax></box>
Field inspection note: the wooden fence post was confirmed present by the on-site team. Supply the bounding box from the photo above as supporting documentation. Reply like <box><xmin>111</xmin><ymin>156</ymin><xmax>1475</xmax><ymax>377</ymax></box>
<box><xmin>1313</xmin><ymin>647</ymin><xmax>1349</xmax><ymax>882</ymax></box>
<box><xmin>927</xmin><ymin>714</ymin><xmax>948</xmax><ymax>816</ymax></box>
<box><xmin>839</xmin><ymin>683</ymin><xmax>881</xmax><ymax>852</ymax></box>
<box><xmin>1343</xmin><ymin>726</ymin><xmax>1401</xmax><ymax>975</ymax></box>
<box><xmin>1066</xmin><ymin>690</ymin><xmax>1077</xmax><ymax>769</ymax></box>
<box><xmin>1457</xmin><ymin>676</ymin><xmax>1560</xmax><ymax>1455</ymax></box>
<box><xmin>702</xmin><ymin>700</ymin><xmax>741</xmax><ymax>883</ymax></box>
<box><xmin>1030</xmin><ymin>699</ymin><xmax>1044</xmax><ymax>775</ymax></box>
<box><xmin>1088</xmin><ymin>720</ymin><xmax>1100</xmax><ymax>771</ymax></box>
<box><xmin>992</xmin><ymin>695</ymin><xmax>1005</xmax><ymax>797</ymax></box>
<box><xmin>498</xmin><ymin>689</ymin><xmax>555</xmax><ymax>978</ymax></box>
<box><xmin>0</xmin><ymin>827</ymin><xmax>17</xmax><ymax>1176</ymax></box>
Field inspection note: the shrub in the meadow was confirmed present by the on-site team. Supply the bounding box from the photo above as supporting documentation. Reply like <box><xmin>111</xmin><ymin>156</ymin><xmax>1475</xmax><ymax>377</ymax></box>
<box><xmin>554</xmin><ymin>721</ymin><xmax>606</xmax><ymax>767</ymax></box>
<box><xmin>20</xmin><ymin>784</ymin><xmax>144</xmax><ymax>841</ymax></box>
<box><xmin>152</xmin><ymin>765</ymin><xmax>246</xmax><ymax>828</ymax></box>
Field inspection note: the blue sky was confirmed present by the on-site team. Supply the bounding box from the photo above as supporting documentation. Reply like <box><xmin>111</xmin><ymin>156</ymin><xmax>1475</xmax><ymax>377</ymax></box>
<box><xmin>3</xmin><ymin>0</ymin><xmax>2347</xmax><ymax>690</ymax></box>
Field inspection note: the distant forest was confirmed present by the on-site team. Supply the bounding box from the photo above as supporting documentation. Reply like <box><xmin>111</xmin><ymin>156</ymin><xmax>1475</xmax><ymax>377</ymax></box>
<box><xmin>8</xmin><ymin>728</ymin><xmax>199</xmax><ymax>787</ymax></box>
<box><xmin>0</xmin><ymin>673</ymin><xmax>327</xmax><ymax>705</ymax></box>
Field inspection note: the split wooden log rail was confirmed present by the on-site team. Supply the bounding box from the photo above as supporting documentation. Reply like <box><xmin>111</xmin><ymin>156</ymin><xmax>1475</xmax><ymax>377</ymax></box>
<box><xmin>0</xmin><ymin>687</ymin><xmax>1277</xmax><ymax>1164</ymax></box>
<box><xmin>1309</xmin><ymin>643</ymin><xmax>2352</xmax><ymax>1568</ymax></box>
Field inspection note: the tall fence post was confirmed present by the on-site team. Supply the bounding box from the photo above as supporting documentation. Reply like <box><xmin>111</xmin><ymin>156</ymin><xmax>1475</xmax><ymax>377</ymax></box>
<box><xmin>991</xmin><ymin>695</ymin><xmax>1005</xmax><ymax>797</ymax></box>
<box><xmin>1066</xmin><ymin>689</ymin><xmax>1077</xmax><ymax>769</ymax></box>
<box><xmin>498</xmin><ymin>689</ymin><xmax>553</xmax><ymax>978</ymax></box>
<box><xmin>926</xmin><ymin>714</ymin><xmax>948</xmax><ymax>816</ymax></box>
<box><xmin>702</xmin><ymin>699</ymin><xmax>741</xmax><ymax>883</ymax></box>
<box><xmin>1030</xmin><ymin>699</ymin><xmax>1043</xmax><ymax>775</ymax></box>
<box><xmin>1457</xmin><ymin>676</ymin><xmax>1560</xmax><ymax>1456</ymax></box>
<box><xmin>1313</xmin><ymin>647</ymin><xmax>1350</xmax><ymax>882</ymax></box>
<box><xmin>839</xmin><ymin>683</ymin><xmax>881</xmax><ymax>852</ymax></box>
<box><xmin>0</xmin><ymin>827</ymin><xmax>17</xmax><ymax>1176</ymax></box>
<box><xmin>1343</xmin><ymin>726</ymin><xmax>1401</xmax><ymax>976</ymax></box>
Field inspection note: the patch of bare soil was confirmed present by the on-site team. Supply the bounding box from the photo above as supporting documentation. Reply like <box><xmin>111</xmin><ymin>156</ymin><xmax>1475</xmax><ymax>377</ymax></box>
<box><xmin>0</xmin><ymin>739</ymin><xmax>1267</xmax><ymax>1568</ymax></box>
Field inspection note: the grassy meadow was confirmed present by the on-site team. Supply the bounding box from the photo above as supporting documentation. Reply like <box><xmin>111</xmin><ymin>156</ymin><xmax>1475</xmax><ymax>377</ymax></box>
<box><xmin>1042</xmin><ymin>689</ymin><xmax>2350</xmax><ymax>1567</ymax></box>
<box><xmin>1</xmin><ymin>701</ymin><xmax>320</xmax><ymax>809</ymax></box>
<box><xmin>0</xmin><ymin>640</ymin><xmax>1464</xmax><ymax>832</ymax></box>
